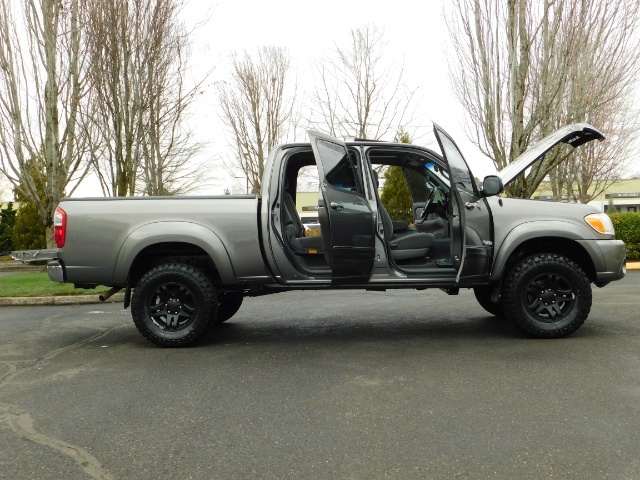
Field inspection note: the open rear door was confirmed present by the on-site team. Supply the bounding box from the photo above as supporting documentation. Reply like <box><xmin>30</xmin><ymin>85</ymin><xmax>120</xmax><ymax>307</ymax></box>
<box><xmin>308</xmin><ymin>131</ymin><xmax>376</xmax><ymax>285</ymax></box>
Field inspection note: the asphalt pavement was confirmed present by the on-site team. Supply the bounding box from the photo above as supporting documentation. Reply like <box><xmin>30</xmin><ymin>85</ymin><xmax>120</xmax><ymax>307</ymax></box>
<box><xmin>0</xmin><ymin>273</ymin><xmax>639</xmax><ymax>479</ymax></box>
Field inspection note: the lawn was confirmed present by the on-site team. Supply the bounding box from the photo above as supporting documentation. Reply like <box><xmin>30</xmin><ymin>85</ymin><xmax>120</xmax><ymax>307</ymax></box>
<box><xmin>0</xmin><ymin>272</ymin><xmax>111</xmax><ymax>297</ymax></box>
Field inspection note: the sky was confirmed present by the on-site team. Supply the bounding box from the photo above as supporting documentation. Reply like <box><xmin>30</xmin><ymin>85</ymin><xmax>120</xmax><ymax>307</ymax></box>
<box><xmin>43</xmin><ymin>0</ymin><xmax>640</xmax><ymax>198</ymax></box>
<box><xmin>72</xmin><ymin>0</ymin><xmax>498</xmax><ymax>197</ymax></box>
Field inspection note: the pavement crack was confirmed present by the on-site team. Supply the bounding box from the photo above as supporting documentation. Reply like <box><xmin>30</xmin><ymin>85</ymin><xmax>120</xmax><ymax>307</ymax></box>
<box><xmin>0</xmin><ymin>401</ymin><xmax>114</xmax><ymax>480</ymax></box>
<box><xmin>0</xmin><ymin>326</ymin><xmax>121</xmax><ymax>480</ymax></box>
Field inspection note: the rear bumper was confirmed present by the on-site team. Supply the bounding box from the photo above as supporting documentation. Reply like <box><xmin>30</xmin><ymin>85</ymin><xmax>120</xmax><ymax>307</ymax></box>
<box><xmin>576</xmin><ymin>239</ymin><xmax>626</xmax><ymax>283</ymax></box>
<box><xmin>47</xmin><ymin>261</ymin><xmax>65</xmax><ymax>283</ymax></box>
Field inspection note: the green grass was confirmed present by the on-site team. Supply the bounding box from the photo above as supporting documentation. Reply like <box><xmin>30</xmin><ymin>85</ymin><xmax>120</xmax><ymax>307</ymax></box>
<box><xmin>0</xmin><ymin>272</ymin><xmax>111</xmax><ymax>297</ymax></box>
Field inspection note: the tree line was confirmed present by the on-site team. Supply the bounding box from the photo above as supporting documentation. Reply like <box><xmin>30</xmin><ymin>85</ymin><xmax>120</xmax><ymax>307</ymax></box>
<box><xmin>1</xmin><ymin>0</ymin><xmax>638</xmax><ymax>250</ymax></box>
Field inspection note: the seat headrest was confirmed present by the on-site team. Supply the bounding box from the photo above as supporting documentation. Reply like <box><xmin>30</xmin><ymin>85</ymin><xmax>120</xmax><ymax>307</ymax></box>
<box><xmin>372</xmin><ymin>170</ymin><xmax>379</xmax><ymax>189</ymax></box>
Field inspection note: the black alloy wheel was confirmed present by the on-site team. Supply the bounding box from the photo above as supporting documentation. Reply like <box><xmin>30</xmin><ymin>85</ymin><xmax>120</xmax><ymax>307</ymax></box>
<box><xmin>146</xmin><ymin>281</ymin><xmax>198</xmax><ymax>331</ymax></box>
<box><xmin>523</xmin><ymin>272</ymin><xmax>575</xmax><ymax>322</ymax></box>
<box><xmin>131</xmin><ymin>263</ymin><xmax>217</xmax><ymax>347</ymax></box>
<box><xmin>502</xmin><ymin>253</ymin><xmax>592</xmax><ymax>338</ymax></box>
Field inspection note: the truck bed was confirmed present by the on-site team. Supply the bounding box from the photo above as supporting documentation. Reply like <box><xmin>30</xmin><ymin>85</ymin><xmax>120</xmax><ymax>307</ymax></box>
<box><xmin>57</xmin><ymin>195</ymin><xmax>265</xmax><ymax>286</ymax></box>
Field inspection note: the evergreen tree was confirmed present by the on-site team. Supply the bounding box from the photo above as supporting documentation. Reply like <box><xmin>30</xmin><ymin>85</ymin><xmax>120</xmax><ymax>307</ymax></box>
<box><xmin>379</xmin><ymin>128</ymin><xmax>413</xmax><ymax>223</ymax></box>
<box><xmin>380</xmin><ymin>167</ymin><xmax>413</xmax><ymax>223</ymax></box>
<box><xmin>12</xmin><ymin>167</ymin><xmax>48</xmax><ymax>250</ymax></box>
<box><xmin>0</xmin><ymin>202</ymin><xmax>16</xmax><ymax>253</ymax></box>
<box><xmin>12</xmin><ymin>202</ymin><xmax>47</xmax><ymax>249</ymax></box>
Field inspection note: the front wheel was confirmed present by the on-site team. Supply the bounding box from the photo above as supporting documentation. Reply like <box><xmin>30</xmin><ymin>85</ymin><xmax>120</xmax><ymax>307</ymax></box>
<box><xmin>131</xmin><ymin>263</ymin><xmax>217</xmax><ymax>347</ymax></box>
<box><xmin>502</xmin><ymin>254</ymin><xmax>592</xmax><ymax>338</ymax></box>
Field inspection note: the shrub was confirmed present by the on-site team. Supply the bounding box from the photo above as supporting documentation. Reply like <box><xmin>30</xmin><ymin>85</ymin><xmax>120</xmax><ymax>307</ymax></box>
<box><xmin>0</xmin><ymin>202</ymin><xmax>16</xmax><ymax>253</ymax></box>
<box><xmin>609</xmin><ymin>212</ymin><xmax>640</xmax><ymax>260</ymax></box>
<box><xmin>12</xmin><ymin>202</ymin><xmax>46</xmax><ymax>250</ymax></box>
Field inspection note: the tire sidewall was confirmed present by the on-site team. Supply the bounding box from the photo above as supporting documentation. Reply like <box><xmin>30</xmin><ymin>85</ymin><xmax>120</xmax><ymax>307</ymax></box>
<box><xmin>504</xmin><ymin>254</ymin><xmax>591</xmax><ymax>337</ymax></box>
<box><xmin>132</xmin><ymin>264</ymin><xmax>217</xmax><ymax>346</ymax></box>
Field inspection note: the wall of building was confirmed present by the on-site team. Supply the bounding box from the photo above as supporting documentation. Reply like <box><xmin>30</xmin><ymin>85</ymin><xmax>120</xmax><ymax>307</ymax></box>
<box><xmin>533</xmin><ymin>179</ymin><xmax>640</xmax><ymax>213</ymax></box>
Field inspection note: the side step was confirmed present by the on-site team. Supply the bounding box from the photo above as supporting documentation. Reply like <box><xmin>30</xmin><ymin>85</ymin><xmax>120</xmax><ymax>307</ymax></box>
<box><xmin>434</xmin><ymin>258</ymin><xmax>453</xmax><ymax>267</ymax></box>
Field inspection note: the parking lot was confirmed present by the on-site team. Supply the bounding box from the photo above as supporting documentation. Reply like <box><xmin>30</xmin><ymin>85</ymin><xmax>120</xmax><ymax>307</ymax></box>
<box><xmin>1</xmin><ymin>272</ymin><xmax>639</xmax><ymax>479</ymax></box>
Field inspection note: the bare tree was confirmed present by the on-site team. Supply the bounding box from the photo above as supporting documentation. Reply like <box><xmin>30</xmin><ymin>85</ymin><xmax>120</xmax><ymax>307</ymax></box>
<box><xmin>446</xmin><ymin>0</ymin><xmax>640</xmax><ymax>198</ymax></box>
<box><xmin>311</xmin><ymin>25</ymin><xmax>415</xmax><ymax>140</ymax></box>
<box><xmin>85</xmin><ymin>0</ymin><xmax>208</xmax><ymax>197</ymax></box>
<box><xmin>550</xmin><ymin>98</ymin><xmax>636</xmax><ymax>203</ymax></box>
<box><xmin>0</xmin><ymin>0</ymin><xmax>91</xmax><ymax>247</ymax></box>
<box><xmin>218</xmin><ymin>46</ymin><xmax>297</xmax><ymax>194</ymax></box>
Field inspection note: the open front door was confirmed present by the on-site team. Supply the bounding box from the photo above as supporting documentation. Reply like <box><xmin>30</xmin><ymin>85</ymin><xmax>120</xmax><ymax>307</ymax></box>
<box><xmin>308</xmin><ymin>131</ymin><xmax>376</xmax><ymax>285</ymax></box>
<box><xmin>433</xmin><ymin>124</ymin><xmax>493</xmax><ymax>283</ymax></box>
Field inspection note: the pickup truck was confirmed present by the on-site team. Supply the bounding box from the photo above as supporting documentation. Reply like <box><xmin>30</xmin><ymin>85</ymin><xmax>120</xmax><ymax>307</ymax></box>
<box><xmin>44</xmin><ymin>124</ymin><xmax>626</xmax><ymax>347</ymax></box>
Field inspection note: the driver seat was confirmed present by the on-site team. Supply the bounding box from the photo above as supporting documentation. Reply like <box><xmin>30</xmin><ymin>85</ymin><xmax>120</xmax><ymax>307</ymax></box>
<box><xmin>372</xmin><ymin>171</ymin><xmax>435</xmax><ymax>261</ymax></box>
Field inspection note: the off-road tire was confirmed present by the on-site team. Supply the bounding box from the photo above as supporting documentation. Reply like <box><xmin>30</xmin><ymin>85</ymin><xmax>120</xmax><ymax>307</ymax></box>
<box><xmin>215</xmin><ymin>292</ymin><xmax>244</xmax><ymax>324</ymax></box>
<box><xmin>473</xmin><ymin>286</ymin><xmax>504</xmax><ymax>317</ymax></box>
<box><xmin>131</xmin><ymin>263</ymin><xmax>217</xmax><ymax>347</ymax></box>
<box><xmin>502</xmin><ymin>253</ymin><xmax>591</xmax><ymax>338</ymax></box>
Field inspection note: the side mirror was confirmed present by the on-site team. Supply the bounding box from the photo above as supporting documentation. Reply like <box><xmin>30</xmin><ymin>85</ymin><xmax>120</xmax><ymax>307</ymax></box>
<box><xmin>481</xmin><ymin>175</ymin><xmax>504</xmax><ymax>197</ymax></box>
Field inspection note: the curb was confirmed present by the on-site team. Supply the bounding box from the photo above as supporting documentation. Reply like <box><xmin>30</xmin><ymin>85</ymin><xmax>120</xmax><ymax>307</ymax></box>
<box><xmin>1</xmin><ymin>263</ymin><xmax>638</xmax><ymax>306</ymax></box>
<box><xmin>0</xmin><ymin>292</ymin><xmax>125</xmax><ymax>307</ymax></box>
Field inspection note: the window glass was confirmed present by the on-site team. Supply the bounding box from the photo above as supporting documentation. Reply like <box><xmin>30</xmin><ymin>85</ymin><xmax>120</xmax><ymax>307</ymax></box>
<box><xmin>317</xmin><ymin>139</ymin><xmax>347</xmax><ymax>174</ymax></box>
<box><xmin>404</xmin><ymin>168</ymin><xmax>430</xmax><ymax>202</ymax></box>
<box><xmin>317</xmin><ymin>140</ymin><xmax>361</xmax><ymax>193</ymax></box>
<box><xmin>436</xmin><ymin>133</ymin><xmax>477</xmax><ymax>195</ymax></box>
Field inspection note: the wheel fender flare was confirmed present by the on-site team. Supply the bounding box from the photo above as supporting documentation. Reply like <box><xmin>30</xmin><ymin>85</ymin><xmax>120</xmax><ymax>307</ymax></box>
<box><xmin>491</xmin><ymin>221</ymin><xmax>595</xmax><ymax>282</ymax></box>
<box><xmin>112</xmin><ymin>221</ymin><xmax>235</xmax><ymax>284</ymax></box>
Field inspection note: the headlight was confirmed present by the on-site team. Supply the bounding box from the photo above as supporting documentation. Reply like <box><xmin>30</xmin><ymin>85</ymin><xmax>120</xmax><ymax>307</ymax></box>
<box><xmin>584</xmin><ymin>213</ymin><xmax>615</xmax><ymax>235</ymax></box>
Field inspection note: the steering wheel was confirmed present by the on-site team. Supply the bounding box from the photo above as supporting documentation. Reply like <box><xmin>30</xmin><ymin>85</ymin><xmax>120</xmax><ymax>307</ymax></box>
<box><xmin>420</xmin><ymin>186</ymin><xmax>439</xmax><ymax>220</ymax></box>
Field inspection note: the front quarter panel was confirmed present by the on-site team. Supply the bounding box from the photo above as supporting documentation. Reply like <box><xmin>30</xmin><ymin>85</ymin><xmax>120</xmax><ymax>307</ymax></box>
<box><xmin>491</xmin><ymin>220</ymin><xmax>605</xmax><ymax>280</ymax></box>
<box><xmin>488</xmin><ymin>197</ymin><xmax>611</xmax><ymax>281</ymax></box>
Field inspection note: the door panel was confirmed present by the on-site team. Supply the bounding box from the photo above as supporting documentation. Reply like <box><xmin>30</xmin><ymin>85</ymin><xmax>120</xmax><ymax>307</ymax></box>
<box><xmin>433</xmin><ymin>124</ymin><xmax>493</xmax><ymax>283</ymax></box>
<box><xmin>309</xmin><ymin>131</ymin><xmax>376</xmax><ymax>285</ymax></box>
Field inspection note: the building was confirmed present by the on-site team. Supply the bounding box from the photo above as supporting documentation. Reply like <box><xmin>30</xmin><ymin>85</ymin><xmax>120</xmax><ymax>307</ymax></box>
<box><xmin>533</xmin><ymin>179</ymin><xmax>640</xmax><ymax>213</ymax></box>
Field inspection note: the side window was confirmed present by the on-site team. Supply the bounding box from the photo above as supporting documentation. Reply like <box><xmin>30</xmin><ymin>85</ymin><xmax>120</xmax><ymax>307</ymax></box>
<box><xmin>297</xmin><ymin>165</ymin><xmax>321</xmax><ymax>224</ymax></box>
<box><xmin>404</xmin><ymin>168</ymin><xmax>430</xmax><ymax>202</ymax></box>
<box><xmin>436</xmin><ymin>133</ymin><xmax>477</xmax><ymax>195</ymax></box>
<box><xmin>316</xmin><ymin>139</ymin><xmax>362</xmax><ymax>194</ymax></box>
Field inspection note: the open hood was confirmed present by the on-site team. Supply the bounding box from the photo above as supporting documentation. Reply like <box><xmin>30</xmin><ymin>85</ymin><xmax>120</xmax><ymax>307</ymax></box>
<box><xmin>498</xmin><ymin>123</ymin><xmax>605</xmax><ymax>188</ymax></box>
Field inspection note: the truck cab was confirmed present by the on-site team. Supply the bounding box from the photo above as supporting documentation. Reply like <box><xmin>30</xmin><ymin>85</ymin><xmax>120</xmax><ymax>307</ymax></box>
<box><xmin>263</xmin><ymin>126</ymin><xmax>499</xmax><ymax>288</ymax></box>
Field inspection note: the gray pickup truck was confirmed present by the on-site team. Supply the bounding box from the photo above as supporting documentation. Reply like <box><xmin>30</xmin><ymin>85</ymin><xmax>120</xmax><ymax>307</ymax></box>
<box><xmin>44</xmin><ymin>124</ymin><xmax>626</xmax><ymax>347</ymax></box>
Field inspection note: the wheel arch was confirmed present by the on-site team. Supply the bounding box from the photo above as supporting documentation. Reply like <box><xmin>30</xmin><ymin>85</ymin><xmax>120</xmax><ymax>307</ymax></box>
<box><xmin>113</xmin><ymin>222</ymin><xmax>236</xmax><ymax>286</ymax></box>
<box><xmin>492</xmin><ymin>233</ymin><xmax>597</xmax><ymax>285</ymax></box>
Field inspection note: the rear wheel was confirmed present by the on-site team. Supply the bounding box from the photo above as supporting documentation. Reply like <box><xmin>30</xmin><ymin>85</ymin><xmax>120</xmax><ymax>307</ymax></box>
<box><xmin>473</xmin><ymin>286</ymin><xmax>503</xmax><ymax>317</ymax></box>
<box><xmin>502</xmin><ymin>254</ymin><xmax>591</xmax><ymax>338</ymax></box>
<box><xmin>131</xmin><ymin>263</ymin><xmax>217</xmax><ymax>347</ymax></box>
<box><xmin>215</xmin><ymin>292</ymin><xmax>244</xmax><ymax>324</ymax></box>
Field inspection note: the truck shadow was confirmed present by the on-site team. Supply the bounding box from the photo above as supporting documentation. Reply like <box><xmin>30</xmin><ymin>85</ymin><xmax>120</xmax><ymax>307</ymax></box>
<box><xmin>199</xmin><ymin>315</ymin><xmax>544</xmax><ymax>347</ymax></box>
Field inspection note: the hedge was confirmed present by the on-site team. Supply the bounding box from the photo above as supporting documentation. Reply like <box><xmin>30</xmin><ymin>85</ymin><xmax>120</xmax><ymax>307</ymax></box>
<box><xmin>609</xmin><ymin>212</ymin><xmax>640</xmax><ymax>261</ymax></box>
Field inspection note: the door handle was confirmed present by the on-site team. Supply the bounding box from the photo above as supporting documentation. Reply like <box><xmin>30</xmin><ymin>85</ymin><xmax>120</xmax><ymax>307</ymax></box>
<box><xmin>330</xmin><ymin>202</ymin><xmax>344</xmax><ymax>211</ymax></box>
<box><xmin>465</xmin><ymin>201</ymin><xmax>479</xmax><ymax>211</ymax></box>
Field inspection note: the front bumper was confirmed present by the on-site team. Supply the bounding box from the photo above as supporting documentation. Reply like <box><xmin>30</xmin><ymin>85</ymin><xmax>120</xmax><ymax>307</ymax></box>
<box><xmin>576</xmin><ymin>239</ymin><xmax>626</xmax><ymax>283</ymax></box>
<box><xmin>47</xmin><ymin>260</ymin><xmax>65</xmax><ymax>283</ymax></box>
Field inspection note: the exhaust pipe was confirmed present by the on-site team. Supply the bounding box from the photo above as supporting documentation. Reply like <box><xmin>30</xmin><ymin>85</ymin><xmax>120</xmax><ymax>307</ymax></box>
<box><xmin>99</xmin><ymin>287</ymin><xmax>122</xmax><ymax>302</ymax></box>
